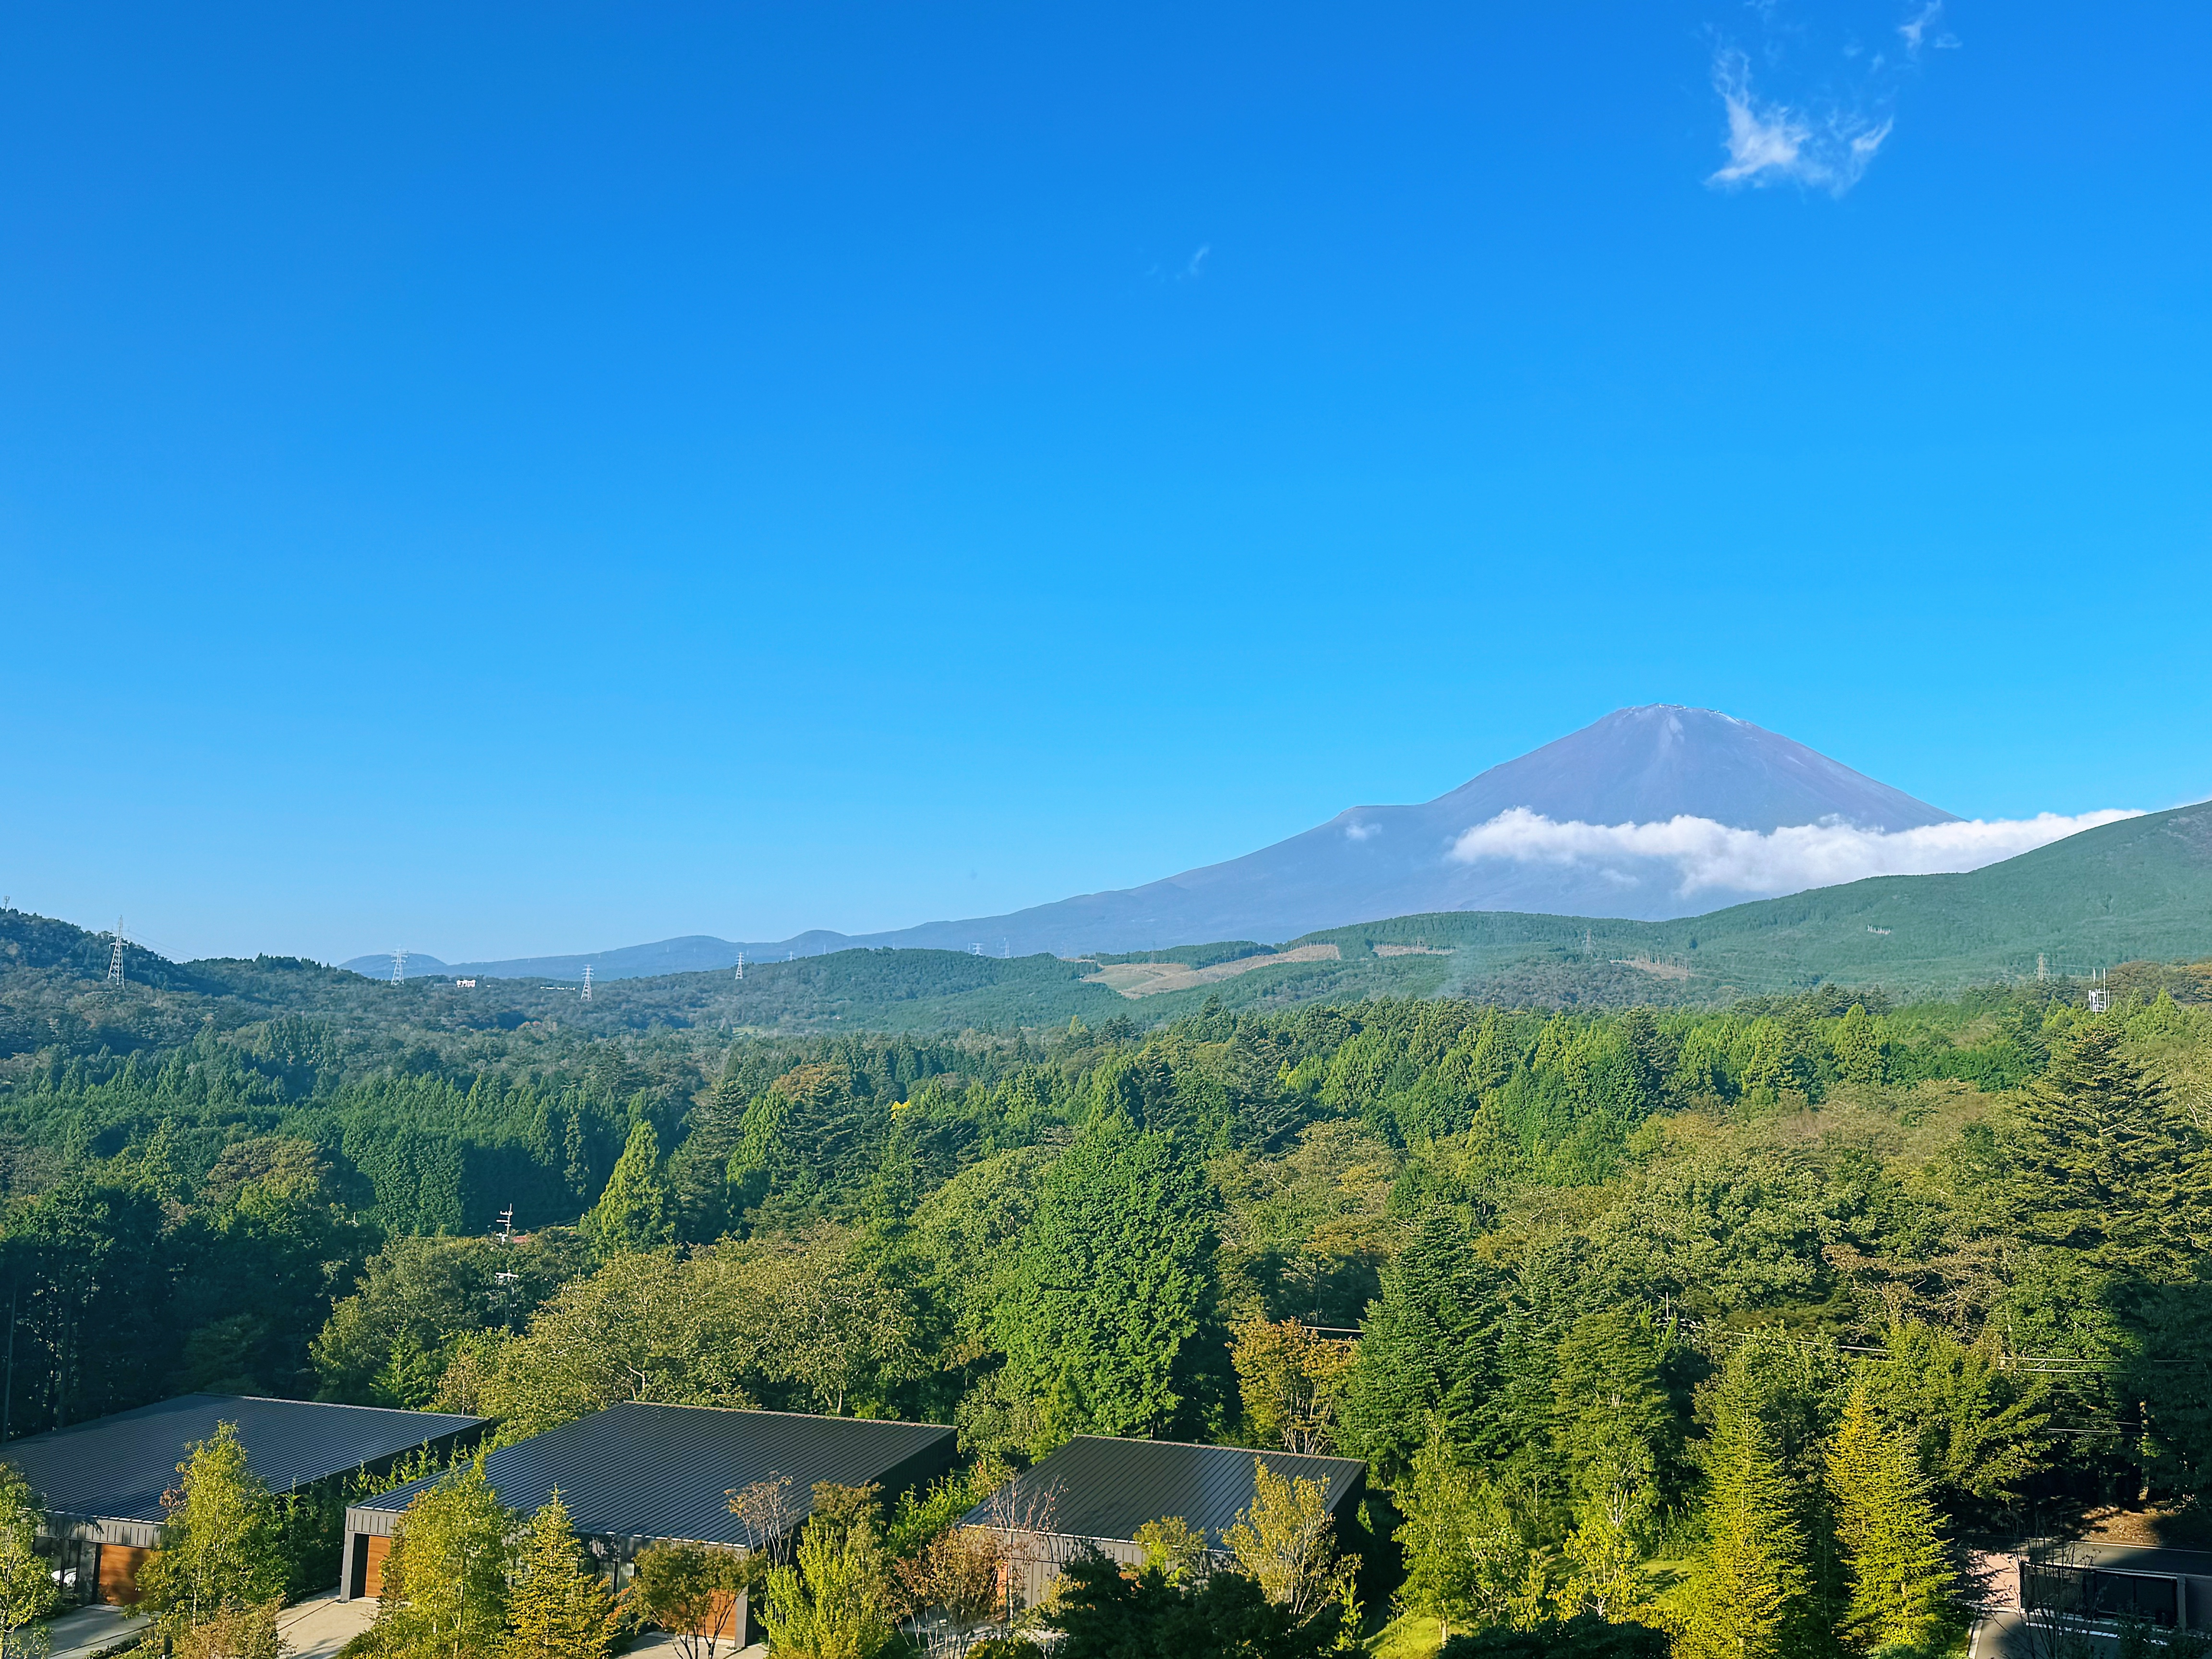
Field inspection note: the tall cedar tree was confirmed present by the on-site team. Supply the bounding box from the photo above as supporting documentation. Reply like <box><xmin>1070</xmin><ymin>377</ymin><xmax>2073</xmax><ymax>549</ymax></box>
<box><xmin>993</xmin><ymin>1110</ymin><xmax>1222</xmax><ymax>1442</ymax></box>
<box><xmin>583</xmin><ymin>1120</ymin><xmax>675</xmax><ymax>1253</ymax></box>
<box><xmin>375</xmin><ymin>1462</ymin><xmax>514</xmax><ymax>1659</ymax></box>
<box><xmin>1678</xmin><ymin>1352</ymin><xmax>1809</xmax><ymax>1659</ymax></box>
<box><xmin>1337</xmin><ymin>1214</ymin><xmax>1494</xmax><ymax>1482</ymax></box>
<box><xmin>134</xmin><ymin>1423</ymin><xmax>289</xmax><ymax>1636</ymax></box>
<box><xmin>1827</xmin><ymin>1380</ymin><xmax>1952</xmax><ymax>1651</ymax></box>
<box><xmin>1550</xmin><ymin>1308</ymin><xmax>1681</xmax><ymax>1502</ymax></box>
<box><xmin>502</xmin><ymin>1490</ymin><xmax>614</xmax><ymax>1659</ymax></box>
<box><xmin>2002</xmin><ymin>1020</ymin><xmax>2209</xmax><ymax>1280</ymax></box>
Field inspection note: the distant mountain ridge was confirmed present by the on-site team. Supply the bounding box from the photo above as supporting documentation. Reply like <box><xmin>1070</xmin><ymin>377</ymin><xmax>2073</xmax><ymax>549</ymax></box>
<box><xmin>301</xmin><ymin>799</ymin><xmax>2212</xmax><ymax>1033</ymax></box>
<box><xmin>22</xmin><ymin>799</ymin><xmax>2212</xmax><ymax>1040</ymax></box>
<box><xmin>336</xmin><ymin>708</ymin><xmax>1964</xmax><ymax>982</ymax></box>
<box><xmin>347</xmin><ymin>705</ymin><xmax>1972</xmax><ymax>980</ymax></box>
<box><xmin>349</xmin><ymin>703</ymin><xmax>1973</xmax><ymax>986</ymax></box>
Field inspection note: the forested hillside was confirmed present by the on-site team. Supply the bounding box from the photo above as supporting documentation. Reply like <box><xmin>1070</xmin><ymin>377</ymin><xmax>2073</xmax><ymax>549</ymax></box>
<box><xmin>5</xmin><ymin>886</ymin><xmax>2212</xmax><ymax>1651</ymax></box>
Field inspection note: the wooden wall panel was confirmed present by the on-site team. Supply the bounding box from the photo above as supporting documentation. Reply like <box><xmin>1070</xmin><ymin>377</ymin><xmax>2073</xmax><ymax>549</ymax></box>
<box><xmin>96</xmin><ymin>1545</ymin><xmax>150</xmax><ymax>1605</ymax></box>
<box><xmin>363</xmin><ymin>1535</ymin><xmax>393</xmax><ymax>1599</ymax></box>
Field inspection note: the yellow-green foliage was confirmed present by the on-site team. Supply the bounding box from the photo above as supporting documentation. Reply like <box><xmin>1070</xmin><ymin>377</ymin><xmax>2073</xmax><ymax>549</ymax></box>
<box><xmin>501</xmin><ymin>1491</ymin><xmax>614</xmax><ymax>1659</ymax></box>
<box><xmin>0</xmin><ymin>1463</ymin><xmax>58</xmax><ymax>1659</ymax></box>
<box><xmin>1827</xmin><ymin>1380</ymin><xmax>1954</xmax><ymax>1651</ymax></box>
<box><xmin>134</xmin><ymin>1424</ymin><xmax>287</xmax><ymax>1634</ymax></box>
<box><xmin>373</xmin><ymin>1462</ymin><xmax>514</xmax><ymax>1659</ymax></box>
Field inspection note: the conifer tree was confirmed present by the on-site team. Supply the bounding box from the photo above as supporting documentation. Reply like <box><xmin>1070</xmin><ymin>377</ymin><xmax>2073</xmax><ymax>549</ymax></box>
<box><xmin>502</xmin><ymin>1491</ymin><xmax>613</xmax><ymax>1659</ymax></box>
<box><xmin>1827</xmin><ymin>1380</ymin><xmax>1952</xmax><ymax>1652</ymax></box>
<box><xmin>584</xmin><ymin>1120</ymin><xmax>674</xmax><ymax>1253</ymax></box>
<box><xmin>1336</xmin><ymin>1214</ymin><xmax>1494</xmax><ymax>1482</ymax></box>
<box><xmin>2001</xmin><ymin>1020</ymin><xmax>2209</xmax><ymax>1280</ymax></box>
<box><xmin>1677</xmin><ymin>1352</ymin><xmax>1807</xmax><ymax>1659</ymax></box>
<box><xmin>991</xmin><ymin>1109</ymin><xmax>1221</xmax><ymax>1443</ymax></box>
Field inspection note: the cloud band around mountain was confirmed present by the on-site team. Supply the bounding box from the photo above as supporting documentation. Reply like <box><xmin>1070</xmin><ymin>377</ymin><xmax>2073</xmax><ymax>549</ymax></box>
<box><xmin>1448</xmin><ymin>807</ymin><xmax>2142</xmax><ymax>899</ymax></box>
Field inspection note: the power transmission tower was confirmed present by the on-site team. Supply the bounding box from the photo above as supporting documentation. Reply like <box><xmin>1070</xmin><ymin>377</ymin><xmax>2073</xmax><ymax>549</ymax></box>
<box><xmin>734</xmin><ymin>952</ymin><xmax>744</xmax><ymax>981</ymax></box>
<box><xmin>581</xmin><ymin>964</ymin><xmax>593</xmax><ymax>1002</ymax></box>
<box><xmin>390</xmin><ymin>948</ymin><xmax>408</xmax><ymax>984</ymax></box>
<box><xmin>2037</xmin><ymin>952</ymin><xmax>2047</xmax><ymax>981</ymax></box>
<box><xmin>107</xmin><ymin>918</ymin><xmax>125</xmax><ymax>986</ymax></box>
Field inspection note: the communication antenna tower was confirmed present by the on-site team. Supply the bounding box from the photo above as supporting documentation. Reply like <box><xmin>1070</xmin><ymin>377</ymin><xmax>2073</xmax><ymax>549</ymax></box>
<box><xmin>390</xmin><ymin>948</ymin><xmax>408</xmax><ymax>984</ymax></box>
<box><xmin>735</xmin><ymin>952</ymin><xmax>744</xmax><ymax>982</ymax></box>
<box><xmin>107</xmin><ymin>918</ymin><xmax>126</xmax><ymax>986</ymax></box>
<box><xmin>581</xmin><ymin>964</ymin><xmax>593</xmax><ymax>1002</ymax></box>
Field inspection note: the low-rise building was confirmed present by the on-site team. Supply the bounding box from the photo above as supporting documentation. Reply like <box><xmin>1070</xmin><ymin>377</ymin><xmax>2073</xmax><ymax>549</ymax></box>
<box><xmin>1</xmin><ymin>1394</ymin><xmax>486</xmax><ymax>1606</ymax></box>
<box><xmin>342</xmin><ymin>1402</ymin><xmax>956</xmax><ymax>1639</ymax></box>
<box><xmin>960</xmin><ymin>1435</ymin><xmax>1368</xmax><ymax>1611</ymax></box>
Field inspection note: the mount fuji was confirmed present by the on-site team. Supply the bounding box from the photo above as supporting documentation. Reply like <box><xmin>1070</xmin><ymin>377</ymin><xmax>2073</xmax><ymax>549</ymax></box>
<box><xmin>343</xmin><ymin>706</ymin><xmax>2140</xmax><ymax>981</ymax></box>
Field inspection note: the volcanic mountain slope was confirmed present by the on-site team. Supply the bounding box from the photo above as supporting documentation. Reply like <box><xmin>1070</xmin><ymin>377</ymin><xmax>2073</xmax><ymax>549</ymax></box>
<box><xmin>354</xmin><ymin>706</ymin><xmax>1966</xmax><ymax>977</ymax></box>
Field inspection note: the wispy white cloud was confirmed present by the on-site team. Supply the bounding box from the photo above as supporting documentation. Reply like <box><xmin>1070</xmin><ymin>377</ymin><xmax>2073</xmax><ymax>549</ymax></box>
<box><xmin>1707</xmin><ymin>49</ymin><xmax>1892</xmax><ymax>194</ymax></box>
<box><xmin>1345</xmin><ymin>821</ymin><xmax>1381</xmax><ymax>843</ymax></box>
<box><xmin>1448</xmin><ymin>808</ymin><xmax>2142</xmax><ymax>899</ymax></box>
<box><xmin>1897</xmin><ymin>3</ymin><xmax>1957</xmax><ymax>57</ymax></box>
<box><xmin>1898</xmin><ymin>2</ymin><xmax>1937</xmax><ymax>53</ymax></box>
<box><xmin>1705</xmin><ymin>1</ymin><xmax>1954</xmax><ymax>195</ymax></box>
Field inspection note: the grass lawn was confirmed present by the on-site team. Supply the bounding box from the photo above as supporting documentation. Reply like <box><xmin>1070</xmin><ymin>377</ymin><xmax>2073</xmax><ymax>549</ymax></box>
<box><xmin>1367</xmin><ymin>1611</ymin><xmax>1444</xmax><ymax>1657</ymax></box>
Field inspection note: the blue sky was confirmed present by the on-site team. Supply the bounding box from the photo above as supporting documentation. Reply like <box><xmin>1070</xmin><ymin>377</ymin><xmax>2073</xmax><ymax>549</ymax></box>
<box><xmin>3</xmin><ymin>0</ymin><xmax>2208</xmax><ymax>963</ymax></box>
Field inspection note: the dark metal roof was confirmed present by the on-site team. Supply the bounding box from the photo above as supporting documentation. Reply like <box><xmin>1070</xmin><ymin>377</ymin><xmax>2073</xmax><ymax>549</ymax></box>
<box><xmin>353</xmin><ymin>1403</ymin><xmax>956</xmax><ymax>1548</ymax></box>
<box><xmin>1</xmin><ymin>1395</ymin><xmax>486</xmax><ymax>1525</ymax></box>
<box><xmin>961</xmin><ymin>1437</ymin><xmax>1366</xmax><ymax>1549</ymax></box>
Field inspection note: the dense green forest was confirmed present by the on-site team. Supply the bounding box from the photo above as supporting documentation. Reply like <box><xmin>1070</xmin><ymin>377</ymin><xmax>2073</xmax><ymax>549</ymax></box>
<box><xmin>5</xmin><ymin>882</ymin><xmax>2212</xmax><ymax>1654</ymax></box>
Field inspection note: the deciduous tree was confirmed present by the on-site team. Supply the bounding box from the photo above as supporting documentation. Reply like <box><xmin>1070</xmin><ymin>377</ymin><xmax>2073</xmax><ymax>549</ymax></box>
<box><xmin>1224</xmin><ymin>1462</ymin><xmax>1357</xmax><ymax>1628</ymax></box>
<box><xmin>134</xmin><ymin>1424</ymin><xmax>288</xmax><ymax>1636</ymax></box>
<box><xmin>0</xmin><ymin>1464</ymin><xmax>58</xmax><ymax>1659</ymax></box>
<box><xmin>633</xmin><ymin>1543</ymin><xmax>746</xmax><ymax>1659</ymax></box>
<box><xmin>374</xmin><ymin>1462</ymin><xmax>514</xmax><ymax>1659</ymax></box>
